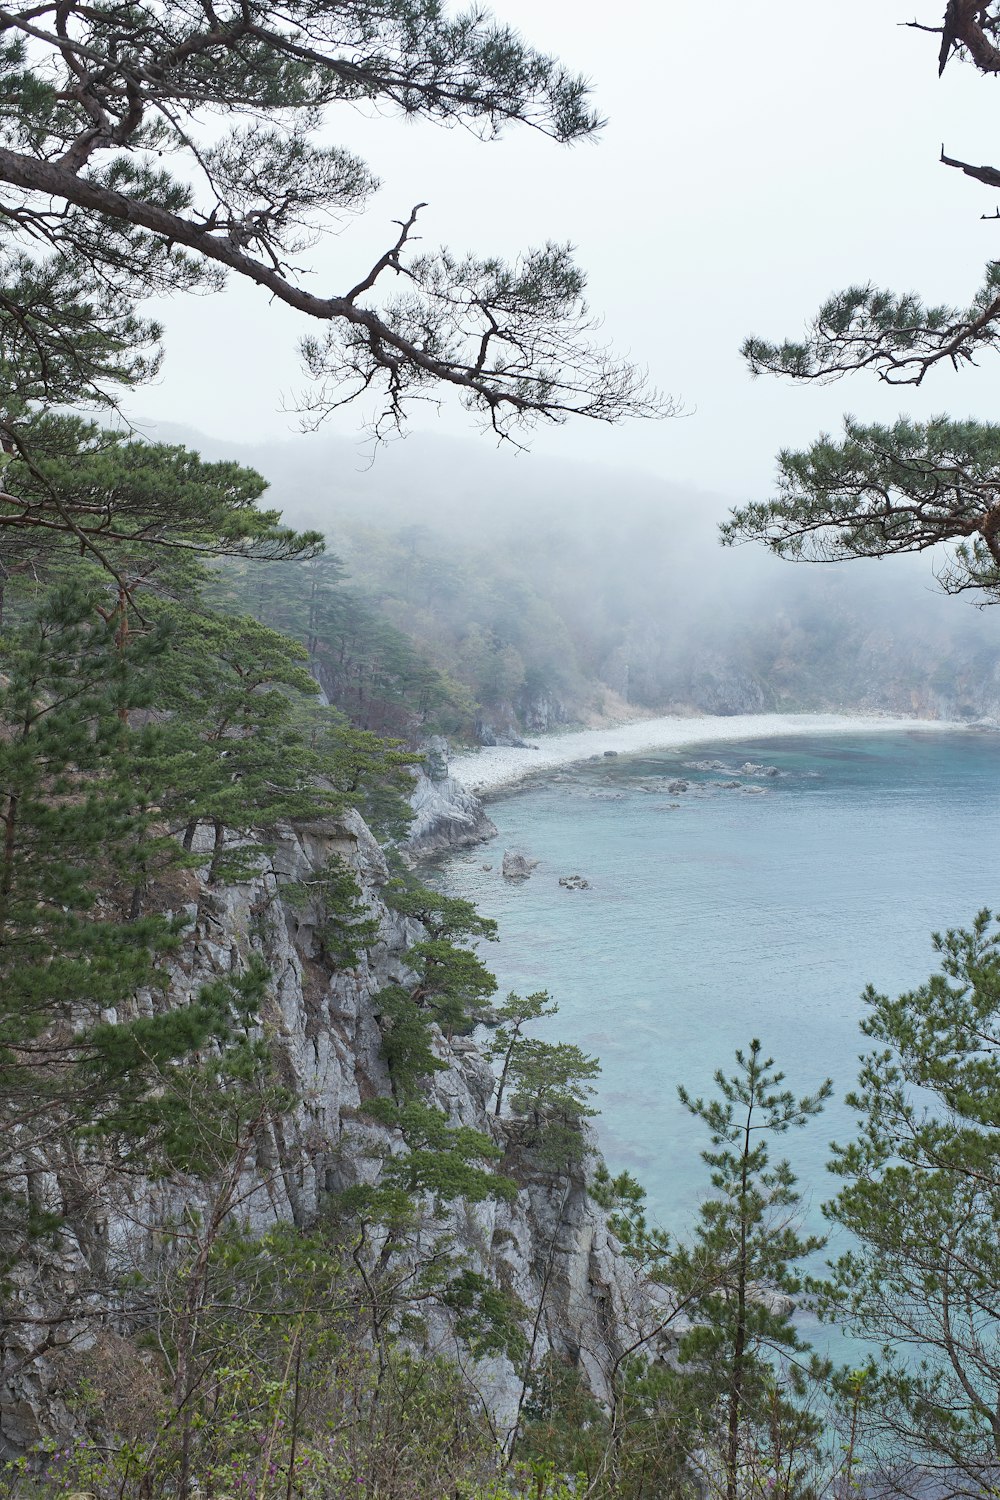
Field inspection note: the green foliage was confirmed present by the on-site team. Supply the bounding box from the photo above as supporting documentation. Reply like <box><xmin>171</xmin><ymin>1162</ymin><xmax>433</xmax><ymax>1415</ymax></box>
<box><xmin>483</xmin><ymin>993</ymin><xmax>599</xmax><ymax>1171</ymax></box>
<box><xmin>241</xmin><ymin>554</ymin><xmax>474</xmax><ymax>738</ymax></box>
<box><xmin>819</xmin><ymin>912</ymin><xmax>1000</xmax><ymax>1492</ymax></box>
<box><xmin>329</xmin><ymin>518</ymin><xmax>585</xmax><ymax>731</ymax></box>
<box><xmin>666</xmin><ymin>1042</ymin><xmax>832</xmax><ymax>1500</ymax></box>
<box><xmin>0</xmin><ymin>418</ymin><xmax>424</xmax><ymax>1444</ymax></box>
<box><xmin>376</xmin><ymin>872</ymin><xmax>499</xmax><ymax>1093</ymax></box>
<box><xmin>505</xmin><ymin>1038</ymin><xmax>600</xmax><ymax>1172</ymax></box>
<box><xmin>362</xmin><ymin>1097</ymin><xmax>516</xmax><ymax>1212</ymax></box>
<box><xmin>0</xmin><ymin>1229</ymin><xmax>506</xmax><ymax>1499</ymax></box>
<box><xmin>723</xmin><ymin>416</ymin><xmax>1000</xmax><ymax>602</ymax></box>
<box><xmin>0</xmin><ymin>580</ymin><xmax>194</xmax><ymax>1245</ymax></box>
<box><xmin>0</xmin><ymin>0</ymin><xmax>658</xmax><ymax>448</ymax></box>
<box><xmin>330</xmin><ymin>1099</ymin><xmax>522</xmax><ymax>1371</ymax></box>
<box><xmin>590</xmin><ymin>1164</ymin><xmax>672</xmax><ymax>1268</ymax></box>
<box><xmin>310</xmin><ymin>716</ymin><xmax>418</xmax><ymax>841</ymax></box>
<box><xmin>283</xmin><ymin>854</ymin><xmax>381</xmax><ymax>968</ymax></box>
<box><xmin>485</xmin><ymin>990</ymin><xmax>558</xmax><ymax>1118</ymax></box>
<box><xmin>735</xmin><ymin>27</ymin><xmax>1000</xmax><ymax>607</ymax></box>
<box><xmin>516</xmin><ymin>1353</ymin><xmax>608</xmax><ymax>1485</ymax></box>
<box><xmin>81</xmin><ymin>959</ymin><xmax>292</xmax><ymax>1177</ymax></box>
<box><xmin>0</xmin><ymin>415</ymin><xmax>321</xmax><ymax>592</ymax></box>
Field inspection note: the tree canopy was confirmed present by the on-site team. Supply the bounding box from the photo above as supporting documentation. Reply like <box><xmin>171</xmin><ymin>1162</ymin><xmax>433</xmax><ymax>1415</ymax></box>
<box><xmin>740</xmin><ymin>2</ymin><xmax>1000</xmax><ymax>394</ymax></box>
<box><xmin>821</xmin><ymin>912</ymin><xmax>1000</xmax><ymax>1498</ymax></box>
<box><xmin>722</xmin><ymin>417</ymin><xmax>1000</xmax><ymax>601</ymax></box>
<box><xmin>0</xmin><ymin>0</ymin><xmax>666</xmax><ymax>443</ymax></box>
<box><xmin>729</xmin><ymin>7</ymin><xmax>1000</xmax><ymax>601</ymax></box>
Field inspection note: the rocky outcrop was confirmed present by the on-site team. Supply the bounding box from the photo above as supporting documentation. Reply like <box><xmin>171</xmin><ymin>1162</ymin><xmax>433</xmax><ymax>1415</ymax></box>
<box><xmin>502</xmin><ymin>851</ymin><xmax>539</xmax><ymax>881</ymax></box>
<box><xmin>405</xmin><ymin>736</ymin><xmax>497</xmax><ymax>856</ymax></box>
<box><xmin>476</xmin><ymin>690</ymin><xmax>566</xmax><ymax>746</ymax></box>
<box><xmin>515</xmin><ymin>690</ymin><xmax>567</xmax><ymax>735</ymax></box>
<box><xmin>476</xmin><ymin>717</ymin><xmax>530</xmax><ymax>749</ymax></box>
<box><xmin>2</xmin><ymin>808</ymin><xmax>655</xmax><ymax>1454</ymax></box>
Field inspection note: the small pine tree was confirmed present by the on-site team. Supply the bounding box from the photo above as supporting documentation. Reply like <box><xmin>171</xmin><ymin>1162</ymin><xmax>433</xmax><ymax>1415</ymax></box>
<box><xmin>668</xmin><ymin>1041</ymin><xmax>832</xmax><ymax>1500</ymax></box>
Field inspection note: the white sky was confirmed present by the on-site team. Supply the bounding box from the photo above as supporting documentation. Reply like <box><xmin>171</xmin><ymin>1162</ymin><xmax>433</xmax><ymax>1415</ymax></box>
<box><xmin>126</xmin><ymin>0</ymin><xmax>1000</xmax><ymax>501</ymax></box>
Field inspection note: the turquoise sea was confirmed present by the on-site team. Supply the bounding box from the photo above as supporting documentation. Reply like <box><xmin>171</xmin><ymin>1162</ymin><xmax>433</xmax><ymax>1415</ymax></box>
<box><xmin>435</xmin><ymin>728</ymin><xmax>1000</xmax><ymax>1346</ymax></box>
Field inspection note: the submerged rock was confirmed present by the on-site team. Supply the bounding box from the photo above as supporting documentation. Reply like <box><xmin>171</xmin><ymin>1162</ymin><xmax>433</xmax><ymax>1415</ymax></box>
<box><xmin>739</xmin><ymin>761</ymin><xmax>782</xmax><ymax>777</ymax></box>
<box><xmin>559</xmin><ymin>874</ymin><xmax>591</xmax><ymax>891</ymax></box>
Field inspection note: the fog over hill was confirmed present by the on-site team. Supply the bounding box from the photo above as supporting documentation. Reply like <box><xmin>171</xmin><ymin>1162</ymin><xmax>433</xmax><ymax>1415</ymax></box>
<box><xmin>147</xmin><ymin>422</ymin><xmax>1000</xmax><ymax>733</ymax></box>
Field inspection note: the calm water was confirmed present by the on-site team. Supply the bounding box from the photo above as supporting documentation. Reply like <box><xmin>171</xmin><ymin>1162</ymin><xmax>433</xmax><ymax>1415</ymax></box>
<box><xmin>436</xmin><ymin>729</ymin><xmax>1000</xmax><ymax>1345</ymax></box>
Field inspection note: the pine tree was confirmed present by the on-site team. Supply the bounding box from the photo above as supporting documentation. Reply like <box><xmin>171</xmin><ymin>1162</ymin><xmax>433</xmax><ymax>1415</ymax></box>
<box><xmin>722</xmin><ymin>417</ymin><xmax>1000</xmax><ymax>602</ymax></box>
<box><xmin>0</xmin><ymin>0</ymin><xmax>664</xmax><ymax>451</ymax></box>
<box><xmin>0</xmin><ymin>415</ymin><xmax>320</xmax><ymax>592</ymax></box>
<box><xmin>819</xmin><ymin>912</ymin><xmax>1000</xmax><ymax>1498</ymax></box>
<box><xmin>730</xmin><ymin>13</ymin><xmax>1000</xmax><ymax>598</ymax></box>
<box><xmin>667</xmin><ymin>1042</ymin><xmax>832</xmax><ymax>1500</ymax></box>
<box><xmin>376</xmin><ymin>874</ymin><xmax>499</xmax><ymax>1094</ymax></box>
<box><xmin>0</xmin><ymin>581</ymin><xmax>276</xmax><ymax>1261</ymax></box>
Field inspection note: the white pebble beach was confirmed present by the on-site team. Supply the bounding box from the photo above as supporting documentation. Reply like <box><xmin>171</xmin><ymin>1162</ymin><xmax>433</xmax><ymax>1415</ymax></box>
<box><xmin>448</xmin><ymin>712</ymin><xmax>974</xmax><ymax>797</ymax></box>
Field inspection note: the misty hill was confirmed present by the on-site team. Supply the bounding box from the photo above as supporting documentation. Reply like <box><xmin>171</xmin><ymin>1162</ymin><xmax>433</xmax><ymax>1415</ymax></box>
<box><xmin>149</xmin><ymin>423</ymin><xmax>1000</xmax><ymax>737</ymax></box>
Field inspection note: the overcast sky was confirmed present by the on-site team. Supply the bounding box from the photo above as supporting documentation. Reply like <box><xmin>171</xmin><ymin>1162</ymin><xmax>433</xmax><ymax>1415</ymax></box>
<box><xmin>127</xmin><ymin>1</ymin><xmax>1000</xmax><ymax>502</ymax></box>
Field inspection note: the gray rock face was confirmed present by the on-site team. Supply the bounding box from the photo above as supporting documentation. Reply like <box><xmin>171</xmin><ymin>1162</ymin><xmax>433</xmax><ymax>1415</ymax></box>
<box><xmin>405</xmin><ymin>748</ymin><xmax>497</xmax><ymax>856</ymax></box>
<box><xmin>476</xmin><ymin>720</ymin><xmax>530</xmax><ymax>749</ymax></box>
<box><xmin>3</xmin><ymin>810</ymin><xmax>656</xmax><ymax>1454</ymax></box>
<box><xmin>502</xmin><ymin>851</ymin><xmax>539</xmax><ymax>880</ymax></box>
<box><xmin>515</xmin><ymin>690</ymin><xmax>566</xmax><ymax>734</ymax></box>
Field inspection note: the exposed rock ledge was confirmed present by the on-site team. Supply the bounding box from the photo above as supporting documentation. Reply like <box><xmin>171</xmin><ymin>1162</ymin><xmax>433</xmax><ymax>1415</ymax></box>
<box><xmin>405</xmin><ymin>735</ymin><xmax>497</xmax><ymax>856</ymax></box>
<box><xmin>3</xmin><ymin>808</ymin><xmax>656</xmax><ymax>1455</ymax></box>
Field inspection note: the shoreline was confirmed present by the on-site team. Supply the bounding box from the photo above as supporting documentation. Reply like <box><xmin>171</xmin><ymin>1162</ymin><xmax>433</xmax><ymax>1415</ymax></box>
<box><xmin>448</xmin><ymin>712</ymin><xmax>980</xmax><ymax>797</ymax></box>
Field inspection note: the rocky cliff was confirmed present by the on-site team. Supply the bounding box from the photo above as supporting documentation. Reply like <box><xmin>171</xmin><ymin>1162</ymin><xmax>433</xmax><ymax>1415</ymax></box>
<box><xmin>2</xmin><ymin>807</ymin><xmax>653</xmax><ymax>1456</ymax></box>
<box><xmin>405</xmin><ymin>735</ymin><xmax>498</xmax><ymax>855</ymax></box>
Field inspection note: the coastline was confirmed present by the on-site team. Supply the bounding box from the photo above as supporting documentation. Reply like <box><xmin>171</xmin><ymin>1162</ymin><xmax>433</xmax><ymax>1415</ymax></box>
<box><xmin>448</xmin><ymin>712</ymin><xmax>976</xmax><ymax>797</ymax></box>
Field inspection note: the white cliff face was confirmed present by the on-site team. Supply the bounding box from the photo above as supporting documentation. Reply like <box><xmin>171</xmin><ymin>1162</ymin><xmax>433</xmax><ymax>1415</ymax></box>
<box><xmin>405</xmin><ymin>736</ymin><xmax>498</xmax><ymax>856</ymax></box>
<box><xmin>2</xmin><ymin>808</ymin><xmax>655</xmax><ymax>1454</ymax></box>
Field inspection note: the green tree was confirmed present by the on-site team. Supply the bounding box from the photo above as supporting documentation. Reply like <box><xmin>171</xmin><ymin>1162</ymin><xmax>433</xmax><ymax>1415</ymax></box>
<box><xmin>0</xmin><ymin>0</ymin><xmax>664</xmax><ymax>450</ymax></box>
<box><xmin>333</xmin><ymin>1098</ymin><xmax>521</xmax><ymax>1374</ymax></box>
<box><xmin>0</xmin><ymin>581</ymin><xmax>184</xmax><ymax>1198</ymax></box>
<box><xmin>727</xmin><ymin>11</ymin><xmax>1000</xmax><ymax>603</ymax></box>
<box><xmin>376</xmin><ymin>874</ymin><xmax>498</xmax><ymax>1094</ymax></box>
<box><xmin>669</xmin><ymin>1042</ymin><xmax>831</xmax><ymax>1500</ymax></box>
<box><xmin>484</xmin><ymin>990</ymin><xmax>599</xmax><ymax>1171</ymax></box>
<box><xmin>722</xmin><ymin>417</ymin><xmax>1000</xmax><ymax>603</ymax></box>
<box><xmin>819</xmin><ymin>911</ymin><xmax>1000</xmax><ymax>1498</ymax></box>
<box><xmin>505</xmin><ymin>1039</ymin><xmax>600</xmax><ymax>1173</ymax></box>
<box><xmin>0</xmin><ymin>415</ymin><xmax>320</xmax><ymax>595</ymax></box>
<box><xmin>485</xmin><ymin>990</ymin><xmax>558</xmax><ymax>1119</ymax></box>
<box><xmin>237</xmin><ymin>553</ymin><xmax>473</xmax><ymax>738</ymax></box>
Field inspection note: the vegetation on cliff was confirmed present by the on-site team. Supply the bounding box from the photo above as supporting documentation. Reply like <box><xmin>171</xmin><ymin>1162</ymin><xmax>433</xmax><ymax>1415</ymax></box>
<box><xmin>2</xmin><ymin>0</ymin><xmax>1000</xmax><ymax>1495</ymax></box>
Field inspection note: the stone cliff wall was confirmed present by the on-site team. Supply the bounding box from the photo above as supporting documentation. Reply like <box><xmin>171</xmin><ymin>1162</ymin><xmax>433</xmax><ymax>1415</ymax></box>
<box><xmin>405</xmin><ymin>736</ymin><xmax>498</xmax><ymax>855</ymax></box>
<box><xmin>2</xmin><ymin>808</ymin><xmax>652</xmax><ymax>1455</ymax></box>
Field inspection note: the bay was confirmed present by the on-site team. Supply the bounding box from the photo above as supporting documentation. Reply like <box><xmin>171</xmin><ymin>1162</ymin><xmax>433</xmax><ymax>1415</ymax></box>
<box><xmin>434</xmin><ymin>728</ymin><xmax>1000</xmax><ymax>1349</ymax></box>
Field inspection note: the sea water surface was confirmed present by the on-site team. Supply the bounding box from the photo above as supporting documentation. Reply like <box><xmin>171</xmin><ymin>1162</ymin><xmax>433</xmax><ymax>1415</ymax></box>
<box><xmin>435</xmin><ymin>728</ymin><xmax>1000</xmax><ymax>1344</ymax></box>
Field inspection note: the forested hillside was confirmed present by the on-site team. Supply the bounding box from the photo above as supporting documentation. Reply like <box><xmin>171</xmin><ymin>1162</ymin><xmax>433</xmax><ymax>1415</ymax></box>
<box><xmin>5</xmin><ymin>0</ymin><xmax>1000</xmax><ymax>1491</ymax></box>
<box><xmin>168</xmin><ymin>427</ymin><xmax>1000</xmax><ymax>741</ymax></box>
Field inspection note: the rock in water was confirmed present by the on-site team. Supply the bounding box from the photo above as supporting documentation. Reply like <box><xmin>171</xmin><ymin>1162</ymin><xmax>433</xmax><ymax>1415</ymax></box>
<box><xmin>502</xmin><ymin>851</ymin><xmax>539</xmax><ymax>880</ymax></box>
<box><xmin>559</xmin><ymin>874</ymin><xmax>591</xmax><ymax>891</ymax></box>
